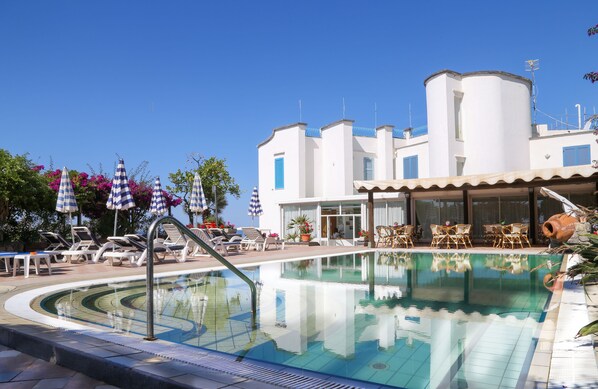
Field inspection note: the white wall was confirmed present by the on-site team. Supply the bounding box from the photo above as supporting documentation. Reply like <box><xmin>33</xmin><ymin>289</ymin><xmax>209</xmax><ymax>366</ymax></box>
<box><xmin>529</xmin><ymin>131</ymin><xmax>598</xmax><ymax>169</ymax></box>
<box><xmin>376</xmin><ymin>125</ymin><xmax>394</xmax><ymax>180</ymax></box>
<box><xmin>257</xmin><ymin>123</ymin><xmax>306</xmax><ymax>233</ymax></box>
<box><xmin>395</xmin><ymin>138</ymin><xmax>430</xmax><ymax>179</ymax></box>
<box><xmin>321</xmin><ymin>120</ymin><xmax>354</xmax><ymax>197</ymax></box>
<box><xmin>305</xmin><ymin>137</ymin><xmax>321</xmax><ymax>197</ymax></box>
<box><xmin>426</xmin><ymin>71</ymin><xmax>532</xmax><ymax>176</ymax></box>
<box><xmin>425</xmin><ymin>73</ymin><xmax>459</xmax><ymax>177</ymax></box>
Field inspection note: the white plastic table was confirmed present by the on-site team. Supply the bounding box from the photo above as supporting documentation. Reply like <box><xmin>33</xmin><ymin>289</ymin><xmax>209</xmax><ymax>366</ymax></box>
<box><xmin>0</xmin><ymin>252</ymin><xmax>16</xmax><ymax>273</ymax></box>
<box><xmin>13</xmin><ymin>253</ymin><xmax>52</xmax><ymax>278</ymax></box>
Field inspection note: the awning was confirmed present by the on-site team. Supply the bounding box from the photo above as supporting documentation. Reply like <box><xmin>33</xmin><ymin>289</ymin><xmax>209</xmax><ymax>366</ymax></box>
<box><xmin>354</xmin><ymin>165</ymin><xmax>598</xmax><ymax>193</ymax></box>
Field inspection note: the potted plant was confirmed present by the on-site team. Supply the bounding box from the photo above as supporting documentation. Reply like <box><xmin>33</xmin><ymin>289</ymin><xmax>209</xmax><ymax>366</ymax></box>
<box><xmin>287</xmin><ymin>215</ymin><xmax>314</xmax><ymax>242</ymax></box>
<box><xmin>358</xmin><ymin>229</ymin><xmax>369</xmax><ymax>246</ymax></box>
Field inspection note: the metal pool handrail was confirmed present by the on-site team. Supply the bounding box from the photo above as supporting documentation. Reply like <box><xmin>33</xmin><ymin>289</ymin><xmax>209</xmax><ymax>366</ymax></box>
<box><xmin>144</xmin><ymin>216</ymin><xmax>257</xmax><ymax>340</ymax></box>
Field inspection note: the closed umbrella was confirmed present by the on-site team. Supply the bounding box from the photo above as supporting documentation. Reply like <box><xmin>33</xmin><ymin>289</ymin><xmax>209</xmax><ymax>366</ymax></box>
<box><xmin>56</xmin><ymin>167</ymin><xmax>79</xmax><ymax>243</ymax></box>
<box><xmin>247</xmin><ymin>186</ymin><xmax>263</xmax><ymax>225</ymax></box>
<box><xmin>189</xmin><ymin>172</ymin><xmax>207</xmax><ymax>227</ymax></box>
<box><xmin>539</xmin><ymin>187</ymin><xmax>581</xmax><ymax>216</ymax></box>
<box><xmin>150</xmin><ymin>176</ymin><xmax>167</xmax><ymax>216</ymax></box>
<box><xmin>106</xmin><ymin>159</ymin><xmax>136</xmax><ymax>236</ymax></box>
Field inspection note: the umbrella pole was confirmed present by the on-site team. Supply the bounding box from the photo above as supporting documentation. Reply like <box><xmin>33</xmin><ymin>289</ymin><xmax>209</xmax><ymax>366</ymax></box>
<box><xmin>113</xmin><ymin>209</ymin><xmax>119</xmax><ymax>236</ymax></box>
<box><xmin>69</xmin><ymin>212</ymin><xmax>75</xmax><ymax>244</ymax></box>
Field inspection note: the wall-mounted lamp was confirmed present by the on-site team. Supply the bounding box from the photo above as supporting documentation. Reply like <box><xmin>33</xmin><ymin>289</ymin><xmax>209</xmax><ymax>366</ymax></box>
<box><xmin>544</xmin><ymin>154</ymin><xmax>551</xmax><ymax>159</ymax></box>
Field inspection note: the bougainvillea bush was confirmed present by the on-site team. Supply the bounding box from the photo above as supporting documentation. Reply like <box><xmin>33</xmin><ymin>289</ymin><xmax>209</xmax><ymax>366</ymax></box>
<box><xmin>43</xmin><ymin>167</ymin><xmax>182</xmax><ymax>238</ymax></box>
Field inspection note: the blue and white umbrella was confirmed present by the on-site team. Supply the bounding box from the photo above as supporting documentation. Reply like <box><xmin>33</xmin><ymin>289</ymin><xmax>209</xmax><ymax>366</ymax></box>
<box><xmin>106</xmin><ymin>159</ymin><xmax>136</xmax><ymax>236</ymax></box>
<box><xmin>150</xmin><ymin>176</ymin><xmax>167</xmax><ymax>216</ymax></box>
<box><xmin>189</xmin><ymin>172</ymin><xmax>207</xmax><ymax>227</ymax></box>
<box><xmin>56</xmin><ymin>167</ymin><xmax>79</xmax><ymax>243</ymax></box>
<box><xmin>248</xmin><ymin>186</ymin><xmax>263</xmax><ymax>224</ymax></box>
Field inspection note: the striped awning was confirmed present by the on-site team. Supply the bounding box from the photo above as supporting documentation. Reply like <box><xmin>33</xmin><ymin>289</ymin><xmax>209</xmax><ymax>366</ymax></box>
<box><xmin>354</xmin><ymin>165</ymin><xmax>598</xmax><ymax>193</ymax></box>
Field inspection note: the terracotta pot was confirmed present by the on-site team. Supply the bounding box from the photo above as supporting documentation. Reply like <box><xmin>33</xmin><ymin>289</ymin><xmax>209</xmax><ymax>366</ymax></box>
<box><xmin>300</xmin><ymin>234</ymin><xmax>311</xmax><ymax>242</ymax></box>
<box><xmin>542</xmin><ymin>213</ymin><xmax>578</xmax><ymax>242</ymax></box>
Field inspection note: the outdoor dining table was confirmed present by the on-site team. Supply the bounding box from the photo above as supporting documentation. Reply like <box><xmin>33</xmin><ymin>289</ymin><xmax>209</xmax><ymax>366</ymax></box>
<box><xmin>12</xmin><ymin>252</ymin><xmax>52</xmax><ymax>278</ymax></box>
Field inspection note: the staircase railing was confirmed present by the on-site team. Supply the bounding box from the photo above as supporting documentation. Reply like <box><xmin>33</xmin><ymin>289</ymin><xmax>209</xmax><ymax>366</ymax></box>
<box><xmin>144</xmin><ymin>216</ymin><xmax>257</xmax><ymax>340</ymax></box>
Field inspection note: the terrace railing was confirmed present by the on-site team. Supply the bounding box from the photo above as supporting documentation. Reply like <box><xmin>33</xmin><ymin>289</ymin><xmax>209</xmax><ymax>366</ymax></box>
<box><xmin>144</xmin><ymin>216</ymin><xmax>257</xmax><ymax>340</ymax></box>
<box><xmin>352</xmin><ymin>126</ymin><xmax>376</xmax><ymax>137</ymax></box>
<box><xmin>305</xmin><ymin>127</ymin><xmax>321</xmax><ymax>137</ymax></box>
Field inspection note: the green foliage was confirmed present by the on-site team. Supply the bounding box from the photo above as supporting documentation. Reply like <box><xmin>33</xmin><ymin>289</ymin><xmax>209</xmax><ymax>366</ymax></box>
<box><xmin>584</xmin><ymin>24</ymin><xmax>598</xmax><ymax>82</ymax></box>
<box><xmin>167</xmin><ymin>154</ymin><xmax>240</xmax><ymax>225</ymax></box>
<box><xmin>565</xmin><ymin>208</ymin><xmax>598</xmax><ymax>337</ymax></box>
<box><xmin>0</xmin><ymin>149</ymin><xmax>55</xmax><ymax>245</ymax></box>
<box><xmin>576</xmin><ymin>319</ymin><xmax>598</xmax><ymax>338</ymax></box>
<box><xmin>287</xmin><ymin>215</ymin><xmax>314</xmax><ymax>235</ymax></box>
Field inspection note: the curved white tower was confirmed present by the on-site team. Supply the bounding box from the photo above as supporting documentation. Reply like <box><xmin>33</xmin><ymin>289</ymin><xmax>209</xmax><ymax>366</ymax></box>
<box><xmin>424</xmin><ymin>70</ymin><xmax>532</xmax><ymax>177</ymax></box>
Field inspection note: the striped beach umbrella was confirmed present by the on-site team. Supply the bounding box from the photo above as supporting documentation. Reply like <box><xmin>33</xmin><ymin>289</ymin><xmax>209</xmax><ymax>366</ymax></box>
<box><xmin>248</xmin><ymin>186</ymin><xmax>263</xmax><ymax>224</ymax></box>
<box><xmin>189</xmin><ymin>172</ymin><xmax>207</xmax><ymax>227</ymax></box>
<box><xmin>56</xmin><ymin>167</ymin><xmax>79</xmax><ymax>243</ymax></box>
<box><xmin>106</xmin><ymin>159</ymin><xmax>136</xmax><ymax>236</ymax></box>
<box><xmin>150</xmin><ymin>176</ymin><xmax>167</xmax><ymax>216</ymax></box>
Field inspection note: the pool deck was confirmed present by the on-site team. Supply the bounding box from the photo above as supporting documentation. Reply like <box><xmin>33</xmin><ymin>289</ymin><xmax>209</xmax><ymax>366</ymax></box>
<box><xmin>0</xmin><ymin>244</ymin><xmax>596</xmax><ymax>388</ymax></box>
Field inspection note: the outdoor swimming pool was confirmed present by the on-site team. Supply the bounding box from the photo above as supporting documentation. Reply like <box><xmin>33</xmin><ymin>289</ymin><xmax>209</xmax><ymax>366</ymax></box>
<box><xmin>35</xmin><ymin>251</ymin><xmax>561</xmax><ymax>389</ymax></box>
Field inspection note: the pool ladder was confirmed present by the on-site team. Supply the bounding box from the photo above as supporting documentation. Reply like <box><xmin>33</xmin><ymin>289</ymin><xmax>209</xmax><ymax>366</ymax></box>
<box><xmin>144</xmin><ymin>216</ymin><xmax>257</xmax><ymax>340</ymax></box>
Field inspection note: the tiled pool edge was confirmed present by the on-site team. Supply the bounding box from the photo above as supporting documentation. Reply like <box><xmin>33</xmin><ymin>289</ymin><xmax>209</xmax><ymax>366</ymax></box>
<box><xmin>0</xmin><ymin>314</ymin><xmax>373</xmax><ymax>389</ymax></box>
<box><xmin>523</xmin><ymin>257</ymin><xmax>565</xmax><ymax>388</ymax></box>
<box><xmin>523</xmin><ymin>254</ymin><xmax>598</xmax><ymax>388</ymax></box>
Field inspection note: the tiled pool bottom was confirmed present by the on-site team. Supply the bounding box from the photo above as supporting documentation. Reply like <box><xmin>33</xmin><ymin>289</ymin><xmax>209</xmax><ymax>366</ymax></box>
<box><xmin>29</xmin><ymin>252</ymin><xmax>560</xmax><ymax>388</ymax></box>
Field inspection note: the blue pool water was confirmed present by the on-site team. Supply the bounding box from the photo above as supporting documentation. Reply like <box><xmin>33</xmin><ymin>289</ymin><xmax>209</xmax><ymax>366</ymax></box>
<box><xmin>38</xmin><ymin>251</ymin><xmax>561</xmax><ymax>389</ymax></box>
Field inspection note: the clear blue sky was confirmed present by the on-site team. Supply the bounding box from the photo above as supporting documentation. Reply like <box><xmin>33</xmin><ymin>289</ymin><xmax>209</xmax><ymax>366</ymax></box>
<box><xmin>1</xmin><ymin>1</ymin><xmax>596</xmax><ymax>227</ymax></box>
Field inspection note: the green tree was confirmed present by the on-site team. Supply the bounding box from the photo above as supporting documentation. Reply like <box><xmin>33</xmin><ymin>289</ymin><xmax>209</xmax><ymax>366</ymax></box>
<box><xmin>0</xmin><ymin>149</ymin><xmax>55</xmax><ymax>247</ymax></box>
<box><xmin>167</xmin><ymin>154</ymin><xmax>241</xmax><ymax>225</ymax></box>
<box><xmin>584</xmin><ymin>24</ymin><xmax>598</xmax><ymax>83</ymax></box>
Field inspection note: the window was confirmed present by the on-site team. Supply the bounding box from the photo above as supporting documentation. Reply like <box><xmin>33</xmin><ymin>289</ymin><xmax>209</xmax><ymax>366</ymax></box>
<box><xmin>363</xmin><ymin>157</ymin><xmax>374</xmax><ymax>180</ymax></box>
<box><xmin>274</xmin><ymin>157</ymin><xmax>284</xmax><ymax>189</ymax></box>
<box><xmin>403</xmin><ymin>155</ymin><xmax>418</xmax><ymax>179</ymax></box>
<box><xmin>454</xmin><ymin>92</ymin><xmax>463</xmax><ymax>140</ymax></box>
<box><xmin>563</xmin><ymin>145</ymin><xmax>591</xmax><ymax>167</ymax></box>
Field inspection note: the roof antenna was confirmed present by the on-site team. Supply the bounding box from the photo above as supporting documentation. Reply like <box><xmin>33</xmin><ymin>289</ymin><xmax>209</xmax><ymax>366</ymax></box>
<box><xmin>408</xmin><ymin>103</ymin><xmax>413</xmax><ymax>128</ymax></box>
<box><xmin>525</xmin><ymin>59</ymin><xmax>540</xmax><ymax>124</ymax></box>
<box><xmin>299</xmin><ymin>99</ymin><xmax>302</xmax><ymax>122</ymax></box>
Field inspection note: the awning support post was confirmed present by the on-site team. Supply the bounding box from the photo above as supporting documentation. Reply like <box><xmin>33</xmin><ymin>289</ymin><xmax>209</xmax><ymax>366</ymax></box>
<box><xmin>367</xmin><ymin>191</ymin><xmax>374</xmax><ymax>248</ymax></box>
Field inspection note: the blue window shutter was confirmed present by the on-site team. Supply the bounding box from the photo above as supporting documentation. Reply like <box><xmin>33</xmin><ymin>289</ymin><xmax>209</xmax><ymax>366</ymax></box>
<box><xmin>411</xmin><ymin>156</ymin><xmax>418</xmax><ymax>179</ymax></box>
<box><xmin>275</xmin><ymin>157</ymin><xmax>284</xmax><ymax>189</ymax></box>
<box><xmin>563</xmin><ymin>147</ymin><xmax>575</xmax><ymax>166</ymax></box>
<box><xmin>578</xmin><ymin>145</ymin><xmax>591</xmax><ymax>165</ymax></box>
<box><xmin>403</xmin><ymin>156</ymin><xmax>418</xmax><ymax>179</ymax></box>
<box><xmin>563</xmin><ymin>145</ymin><xmax>591</xmax><ymax>167</ymax></box>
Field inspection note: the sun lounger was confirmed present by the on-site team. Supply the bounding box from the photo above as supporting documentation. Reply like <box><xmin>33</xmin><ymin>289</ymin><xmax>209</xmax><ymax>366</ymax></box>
<box><xmin>39</xmin><ymin>231</ymin><xmax>72</xmax><ymax>261</ymax></box>
<box><xmin>163</xmin><ymin>223</ymin><xmax>196</xmax><ymax>256</ymax></box>
<box><xmin>241</xmin><ymin>227</ymin><xmax>266</xmax><ymax>251</ymax></box>
<box><xmin>94</xmin><ymin>236</ymin><xmax>178</xmax><ymax>267</ymax></box>
<box><xmin>61</xmin><ymin>226</ymin><xmax>105</xmax><ymax>263</ymax></box>
<box><xmin>125</xmin><ymin>234</ymin><xmax>187</xmax><ymax>263</ymax></box>
<box><xmin>191</xmin><ymin>228</ymin><xmax>241</xmax><ymax>256</ymax></box>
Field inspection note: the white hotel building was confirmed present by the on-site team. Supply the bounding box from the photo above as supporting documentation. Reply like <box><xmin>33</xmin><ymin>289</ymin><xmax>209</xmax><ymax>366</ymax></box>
<box><xmin>257</xmin><ymin>70</ymin><xmax>598</xmax><ymax>244</ymax></box>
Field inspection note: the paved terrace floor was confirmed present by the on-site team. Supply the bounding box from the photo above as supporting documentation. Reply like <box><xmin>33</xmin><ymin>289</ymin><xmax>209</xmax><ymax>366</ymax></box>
<box><xmin>0</xmin><ymin>244</ymin><xmax>596</xmax><ymax>388</ymax></box>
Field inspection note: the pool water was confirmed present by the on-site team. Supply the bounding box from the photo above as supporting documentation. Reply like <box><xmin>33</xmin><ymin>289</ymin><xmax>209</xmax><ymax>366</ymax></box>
<box><xmin>38</xmin><ymin>251</ymin><xmax>561</xmax><ymax>389</ymax></box>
